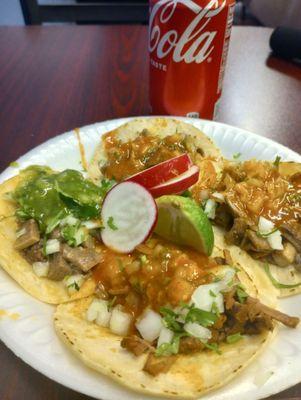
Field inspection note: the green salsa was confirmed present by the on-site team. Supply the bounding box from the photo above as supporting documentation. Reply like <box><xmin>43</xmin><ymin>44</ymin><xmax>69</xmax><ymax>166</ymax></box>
<box><xmin>14</xmin><ymin>166</ymin><xmax>113</xmax><ymax>233</ymax></box>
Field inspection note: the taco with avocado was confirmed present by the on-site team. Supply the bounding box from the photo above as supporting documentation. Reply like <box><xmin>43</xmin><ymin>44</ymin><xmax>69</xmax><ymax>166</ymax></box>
<box><xmin>54</xmin><ymin>237</ymin><xmax>299</xmax><ymax>398</ymax></box>
<box><xmin>0</xmin><ymin>166</ymin><xmax>114</xmax><ymax>304</ymax></box>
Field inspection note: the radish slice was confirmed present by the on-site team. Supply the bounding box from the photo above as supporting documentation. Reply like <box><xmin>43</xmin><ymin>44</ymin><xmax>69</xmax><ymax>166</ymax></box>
<box><xmin>126</xmin><ymin>154</ymin><xmax>192</xmax><ymax>189</ymax></box>
<box><xmin>149</xmin><ymin>165</ymin><xmax>199</xmax><ymax>198</ymax></box>
<box><xmin>101</xmin><ymin>182</ymin><xmax>158</xmax><ymax>253</ymax></box>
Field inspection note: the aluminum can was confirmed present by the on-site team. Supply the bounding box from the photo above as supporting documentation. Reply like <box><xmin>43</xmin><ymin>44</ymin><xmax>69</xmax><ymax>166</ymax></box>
<box><xmin>149</xmin><ymin>0</ymin><xmax>235</xmax><ymax>119</ymax></box>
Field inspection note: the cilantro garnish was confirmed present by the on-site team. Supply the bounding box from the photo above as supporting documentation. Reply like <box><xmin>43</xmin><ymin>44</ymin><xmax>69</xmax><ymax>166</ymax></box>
<box><xmin>273</xmin><ymin>155</ymin><xmax>281</xmax><ymax>168</ymax></box>
<box><xmin>107</xmin><ymin>216</ymin><xmax>118</xmax><ymax>231</ymax></box>
<box><xmin>233</xmin><ymin>152</ymin><xmax>242</xmax><ymax>160</ymax></box>
<box><xmin>264</xmin><ymin>263</ymin><xmax>301</xmax><ymax>289</ymax></box>
<box><xmin>209</xmin><ymin>289</ymin><xmax>217</xmax><ymax>297</ymax></box>
<box><xmin>257</xmin><ymin>228</ymin><xmax>278</xmax><ymax>238</ymax></box>
<box><xmin>226</xmin><ymin>333</ymin><xmax>243</xmax><ymax>344</ymax></box>
<box><xmin>155</xmin><ymin>334</ymin><xmax>182</xmax><ymax>357</ymax></box>
<box><xmin>107</xmin><ymin>296</ymin><xmax>117</xmax><ymax>310</ymax></box>
<box><xmin>236</xmin><ymin>284</ymin><xmax>248</xmax><ymax>303</ymax></box>
<box><xmin>160</xmin><ymin>307</ymin><xmax>182</xmax><ymax>332</ymax></box>
<box><xmin>67</xmin><ymin>281</ymin><xmax>80</xmax><ymax>291</ymax></box>
<box><xmin>204</xmin><ymin>342</ymin><xmax>221</xmax><ymax>355</ymax></box>
<box><xmin>211</xmin><ymin>302</ymin><xmax>220</xmax><ymax>317</ymax></box>
<box><xmin>185</xmin><ymin>308</ymin><xmax>218</xmax><ymax>327</ymax></box>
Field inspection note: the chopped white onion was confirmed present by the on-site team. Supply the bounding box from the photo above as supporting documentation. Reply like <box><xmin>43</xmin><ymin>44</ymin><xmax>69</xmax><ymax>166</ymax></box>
<box><xmin>16</xmin><ymin>228</ymin><xmax>26</xmax><ymax>238</ymax></box>
<box><xmin>64</xmin><ymin>274</ymin><xmax>84</xmax><ymax>294</ymax></box>
<box><xmin>86</xmin><ymin>299</ymin><xmax>111</xmax><ymax>327</ymax></box>
<box><xmin>135</xmin><ymin>309</ymin><xmax>162</xmax><ymax>342</ymax></box>
<box><xmin>81</xmin><ymin>220</ymin><xmax>102</xmax><ymax>230</ymax></box>
<box><xmin>45</xmin><ymin>239</ymin><xmax>60</xmax><ymax>255</ymax></box>
<box><xmin>204</xmin><ymin>199</ymin><xmax>217</xmax><ymax>219</ymax></box>
<box><xmin>86</xmin><ymin>299</ymin><xmax>104</xmax><ymax>322</ymax></box>
<box><xmin>184</xmin><ymin>322</ymin><xmax>212</xmax><ymax>342</ymax></box>
<box><xmin>212</xmin><ymin>192</ymin><xmax>225</xmax><ymax>202</ymax></box>
<box><xmin>157</xmin><ymin>327</ymin><xmax>174</xmax><ymax>348</ymax></box>
<box><xmin>109</xmin><ymin>307</ymin><xmax>132</xmax><ymax>336</ymax></box>
<box><xmin>191</xmin><ymin>283</ymin><xmax>224</xmax><ymax>313</ymax></box>
<box><xmin>258</xmin><ymin>216</ymin><xmax>274</xmax><ymax>233</ymax></box>
<box><xmin>96</xmin><ymin>303</ymin><xmax>112</xmax><ymax>328</ymax></box>
<box><xmin>32</xmin><ymin>261</ymin><xmax>49</xmax><ymax>278</ymax></box>
<box><xmin>60</xmin><ymin>215</ymin><xmax>78</xmax><ymax>226</ymax></box>
<box><xmin>258</xmin><ymin>217</ymin><xmax>283</xmax><ymax>250</ymax></box>
<box><xmin>267</xmin><ymin>230</ymin><xmax>283</xmax><ymax>250</ymax></box>
<box><xmin>218</xmin><ymin>268</ymin><xmax>236</xmax><ymax>291</ymax></box>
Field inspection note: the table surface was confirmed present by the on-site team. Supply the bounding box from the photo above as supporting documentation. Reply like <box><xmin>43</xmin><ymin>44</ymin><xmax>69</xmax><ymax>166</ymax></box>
<box><xmin>0</xmin><ymin>25</ymin><xmax>301</xmax><ymax>400</ymax></box>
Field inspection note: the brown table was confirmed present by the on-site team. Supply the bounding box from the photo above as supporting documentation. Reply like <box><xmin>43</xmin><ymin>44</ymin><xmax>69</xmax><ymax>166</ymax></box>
<box><xmin>0</xmin><ymin>25</ymin><xmax>301</xmax><ymax>400</ymax></box>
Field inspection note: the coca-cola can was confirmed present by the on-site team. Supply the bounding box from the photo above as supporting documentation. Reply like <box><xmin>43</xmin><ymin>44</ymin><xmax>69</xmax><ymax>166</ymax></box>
<box><xmin>149</xmin><ymin>0</ymin><xmax>235</xmax><ymax>120</ymax></box>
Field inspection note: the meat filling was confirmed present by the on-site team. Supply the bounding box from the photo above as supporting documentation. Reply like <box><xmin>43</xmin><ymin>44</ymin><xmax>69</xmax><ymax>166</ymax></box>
<box><xmin>15</xmin><ymin>219</ymin><xmax>40</xmax><ymax>250</ymax></box>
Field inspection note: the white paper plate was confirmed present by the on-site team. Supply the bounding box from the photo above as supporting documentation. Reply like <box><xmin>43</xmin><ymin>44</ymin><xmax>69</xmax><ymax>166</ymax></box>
<box><xmin>0</xmin><ymin>117</ymin><xmax>301</xmax><ymax>400</ymax></box>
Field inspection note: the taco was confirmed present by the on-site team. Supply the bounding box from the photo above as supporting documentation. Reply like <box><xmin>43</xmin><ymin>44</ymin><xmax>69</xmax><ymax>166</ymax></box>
<box><xmin>189</xmin><ymin>159</ymin><xmax>301</xmax><ymax>297</ymax></box>
<box><xmin>54</xmin><ymin>235</ymin><xmax>298</xmax><ymax>398</ymax></box>
<box><xmin>88</xmin><ymin>117</ymin><xmax>222</xmax><ymax>184</ymax></box>
<box><xmin>0</xmin><ymin>166</ymin><xmax>114</xmax><ymax>304</ymax></box>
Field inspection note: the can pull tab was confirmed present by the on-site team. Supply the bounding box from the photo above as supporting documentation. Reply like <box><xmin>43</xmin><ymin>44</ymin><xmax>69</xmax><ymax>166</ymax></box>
<box><xmin>186</xmin><ymin>112</ymin><xmax>200</xmax><ymax>118</ymax></box>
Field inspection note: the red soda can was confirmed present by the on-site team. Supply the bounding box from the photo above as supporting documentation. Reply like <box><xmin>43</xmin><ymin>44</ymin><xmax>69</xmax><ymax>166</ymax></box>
<box><xmin>149</xmin><ymin>0</ymin><xmax>235</xmax><ymax>120</ymax></box>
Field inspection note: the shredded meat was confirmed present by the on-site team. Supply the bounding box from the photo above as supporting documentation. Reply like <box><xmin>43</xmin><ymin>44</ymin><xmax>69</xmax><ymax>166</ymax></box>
<box><xmin>272</xmin><ymin>242</ymin><xmax>297</xmax><ymax>267</ymax></box>
<box><xmin>143</xmin><ymin>353</ymin><xmax>175</xmax><ymax>376</ymax></box>
<box><xmin>108</xmin><ymin>286</ymin><xmax>130</xmax><ymax>295</ymax></box>
<box><xmin>223</xmin><ymin>249</ymin><xmax>233</xmax><ymax>265</ymax></box>
<box><xmin>15</xmin><ymin>219</ymin><xmax>40</xmax><ymax>250</ymax></box>
<box><xmin>121</xmin><ymin>335</ymin><xmax>153</xmax><ymax>356</ymax></box>
<box><xmin>225</xmin><ymin>218</ymin><xmax>249</xmax><ymax>246</ymax></box>
<box><xmin>241</xmin><ymin>229</ymin><xmax>272</xmax><ymax>253</ymax></box>
<box><xmin>214</xmin><ymin>257</ymin><xmax>226</xmax><ymax>265</ymax></box>
<box><xmin>280</xmin><ymin>222</ymin><xmax>301</xmax><ymax>253</ymax></box>
<box><xmin>179</xmin><ymin>337</ymin><xmax>204</xmax><ymax>354</ymax></box>
<box><xmin>246</xmin><ymin>297</ymin><xmax>300</xmax><ymax>328</ymax></box>
<box><xmin>214</xmin><ymin>203</ymin><xmax>233</xmax><ymax>230</ymax></box>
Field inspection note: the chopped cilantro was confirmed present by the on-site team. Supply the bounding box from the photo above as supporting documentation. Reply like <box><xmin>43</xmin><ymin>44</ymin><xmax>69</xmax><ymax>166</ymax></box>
<box><xmin>211</xmin><ymin>302</ymin><xmax>220</xmax><ymax>317</ymax></box>
<box><xmin>99</xmin><ymin>179</ymin><xmax>116</xmax><ymax>196</ymax></box>
<box><xmin>264</xmin><ymin>263</ymin><xmax>301</xmax><ymax>289</ymax></box>
<box><xmin>181</xmin><ymin>190</ymin><xmax>192</xmax><ymax>198</ymax></box>
<box><xmin>160</xmin><ymin>307</ymin><xmax>182</xmax><ymax>332</ymax></box>
<box><xmin>107</xmin><ymin>216</ymin><xmax>118</xmax><ymax>231</ymax></box>
<box><xmin>67</xmin><ymin>281</ymin><xmax>80</xmax><ymax>291</ymax></box>
<box><xmin>226</xmin><ymin>333</ymin><xmax>243</xmax><ymax>344</ymax></box>
<box><xmin>61</xmin><ymin>224</ymin><xmax>86</xmax><ymax>247</ymax></box>
<box><xmin>155</xmin><ymin>335</ymin><xmax>181</xmax><ymax>357</ymax></box>
<box><xmin>236</xmin><ymin>284</ymin><xmax>248</xmax><ymax>303</ymax></box>
<box><xmin>185</xmin><ymin>308</ymin><xmax>218</xmax><ymax>327</ymax></box>
<box><xmin>257</xmin><ymin>228</ymin><xmax>278</xmax><ymax>238</ymax></box>
<box><xmin>233</xmin><ymin>152</ymin><xmax>241</xmax><ymax>160</ymax></box>
<box><xmin>209</xmin><ymin>289</ymin><xmax>217</xmax><ymax>297</ymax></box>
<box><xmin>204</xmin><ymin>342</ymin><xmax>221</xmax><ymax>355</ymax></box>
<box><xmin>107</xmin><ymin>296</ymin><xmax>117</xmax><ymax>310</ymax></box>
<box><xmin>273</xmin><ymin>155</ymin><xmax>281</xmax><ymax>168</ymax></box>
<box><xmin>140</xmin><ymin>255</ymin><xmax>148</xmax><ymax>265</ymax></box>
